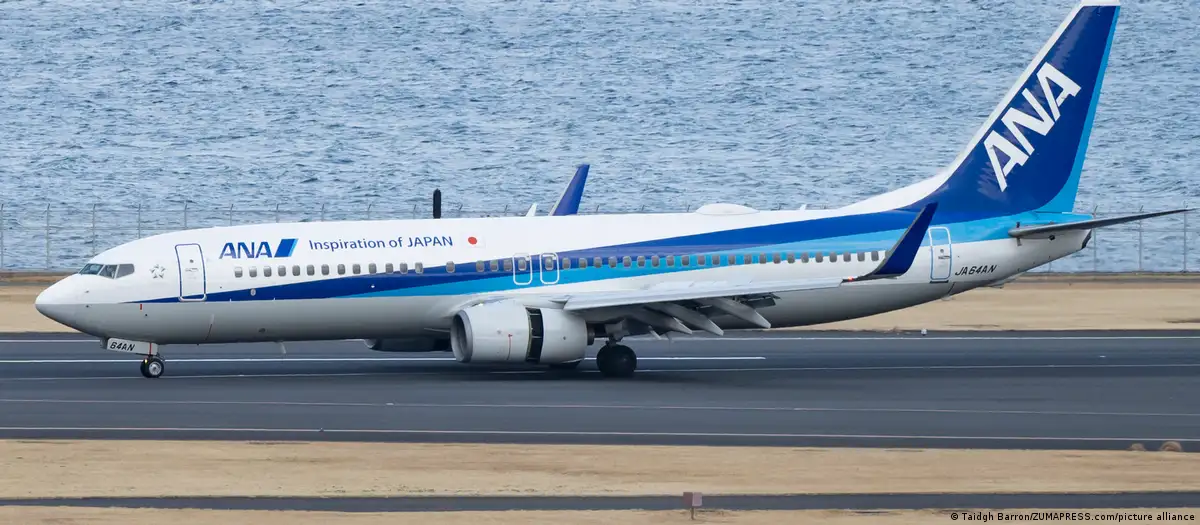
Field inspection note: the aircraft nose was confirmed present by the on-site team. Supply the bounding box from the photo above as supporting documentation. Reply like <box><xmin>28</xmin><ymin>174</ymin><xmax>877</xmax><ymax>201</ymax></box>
<box><xmin>35</xmin><ymin>279</ymin><xmax>79</xmax><ymax>326</ymax></box>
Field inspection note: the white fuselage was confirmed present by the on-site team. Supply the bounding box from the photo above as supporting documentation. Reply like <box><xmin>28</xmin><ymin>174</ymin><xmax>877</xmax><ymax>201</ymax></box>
<box><xmin>35</xmin><ymin>206</ymin><xmax>1088</xmax><ymax>345</ymax></box>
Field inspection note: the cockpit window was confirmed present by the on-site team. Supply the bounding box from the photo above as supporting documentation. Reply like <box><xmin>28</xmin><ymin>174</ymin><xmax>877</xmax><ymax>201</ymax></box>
<box><xmin>79</xmin><ymin>263</ymin><xmax>136</xmax><ymax>279</ymax></box>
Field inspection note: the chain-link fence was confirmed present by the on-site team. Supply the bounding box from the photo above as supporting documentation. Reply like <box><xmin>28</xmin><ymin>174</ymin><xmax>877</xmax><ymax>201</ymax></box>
<box><xmin>0</xmin><ymin>203</ymin><xmax>1194</xmax><ymax>273</ymax></box>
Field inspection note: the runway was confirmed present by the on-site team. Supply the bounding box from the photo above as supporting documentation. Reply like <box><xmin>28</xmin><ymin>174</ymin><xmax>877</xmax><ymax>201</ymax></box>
<box><xmin>1</xmin><ymin>330</ymin><xmax>1199</xmax><ymax>450</ymax></box>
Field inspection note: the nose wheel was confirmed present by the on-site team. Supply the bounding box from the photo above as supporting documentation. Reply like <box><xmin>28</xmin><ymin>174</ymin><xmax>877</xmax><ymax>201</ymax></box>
<box><xmin>140</xmin><ymin>356</ymin><xmax>165</xmax><ymax>379</ymax></box>
<box><xmin>596</xmin><ymin>344</ymin><xmax>637</xmax><ymax>378</ymax></box>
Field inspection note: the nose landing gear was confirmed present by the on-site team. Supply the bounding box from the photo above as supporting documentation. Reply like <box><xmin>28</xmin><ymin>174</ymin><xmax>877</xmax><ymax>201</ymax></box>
<box><xmin>139</xmin><ymin>356</ymin><xmax>165</xmax><ymax>379</ymax></box>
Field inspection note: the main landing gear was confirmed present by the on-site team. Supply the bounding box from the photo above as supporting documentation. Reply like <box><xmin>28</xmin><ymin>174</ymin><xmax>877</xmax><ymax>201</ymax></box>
<box><xmin>596</xmin><ymin>343</ymin><xmax>637</xmax><ymax>378</ymax></box>
<box><xmin>139</xmin><ymin>356</ymin><xmax>165</xmax><ymax>379</ymax></box>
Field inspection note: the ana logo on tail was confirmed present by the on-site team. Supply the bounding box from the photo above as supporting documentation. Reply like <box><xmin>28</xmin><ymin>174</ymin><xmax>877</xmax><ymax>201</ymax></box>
<box><xmin>984</xmin><ymin>62</ymin><xmax>1081</xmax><ymax>191</ymax></box>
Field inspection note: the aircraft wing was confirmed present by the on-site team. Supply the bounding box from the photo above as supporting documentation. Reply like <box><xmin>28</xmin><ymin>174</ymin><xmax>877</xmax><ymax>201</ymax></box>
<box><xmin>549</xmin><ymin>202</ymin><xmax>939</xmax><ymax>336</ymax></box>
<box><xmin>548</xmin><ymin>164</ymin><xmax>590</xmax><ymax>216</ymax></box>
<box><xmin>1008</xmin><ymin>208</ymin><xmax>1191</xmax><ymax>239</ymax></box>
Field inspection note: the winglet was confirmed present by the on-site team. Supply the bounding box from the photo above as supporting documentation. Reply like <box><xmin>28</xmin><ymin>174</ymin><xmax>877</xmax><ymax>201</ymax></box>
<box><xmin>846</xmin><ymin>203</ymin><xmax>939</xmax><ymax>282</ymax></box>
<box><xmin>549</xmin><ymin>164</ymin><xmax>590</xmax><ymax>216</ymax></box>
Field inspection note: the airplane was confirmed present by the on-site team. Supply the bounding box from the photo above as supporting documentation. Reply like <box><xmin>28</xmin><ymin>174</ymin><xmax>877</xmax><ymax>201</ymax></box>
<box><xmin>35</xmin><ymin>0</ymin><xmax>1186</xmax><ymax>380</ymax></box>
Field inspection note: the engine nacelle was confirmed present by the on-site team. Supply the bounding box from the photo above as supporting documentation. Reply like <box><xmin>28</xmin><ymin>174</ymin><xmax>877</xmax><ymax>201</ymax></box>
<box><xmin>450</xmin><ymin>302</ymin><xmax>590</xmax><ymax>364</ymax></box>
<box><xmin>363</xmin><ymin>337</ymin><xmax>450</xmax><ymax>352</ymax></box>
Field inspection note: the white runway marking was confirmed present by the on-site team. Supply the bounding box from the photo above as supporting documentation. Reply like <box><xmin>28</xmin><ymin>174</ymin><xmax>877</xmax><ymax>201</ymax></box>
<box><xmin>0</xmin><ymin>425</ymin><xmax>1196</xmax><ymax>443</ymax></box>
<box><xmin>0</xmin><ymin>356</ymin><xmax>766</xmax><ymax>364</ymax></box>
<box><xmin>2</xmin><ymin>398</ymin><xmax>1197</xmax><ymax>419</ymax></box>
<box><xmin>3</xmin><ymin>362</ymin><xmax>1198</xmax><ymax>383</ymax></box>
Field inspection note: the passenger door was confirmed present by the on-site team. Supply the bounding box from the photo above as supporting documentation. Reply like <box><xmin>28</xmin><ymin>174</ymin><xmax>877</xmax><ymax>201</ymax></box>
<box><xmin>175</xmin><ymin>243</ymin><xmax>207</xmax><ymax>301</ymax></box>
<box><xmin>927</xmin><ymin>227</ymin><xmax>952</xmax><ymax>282</ymax></box>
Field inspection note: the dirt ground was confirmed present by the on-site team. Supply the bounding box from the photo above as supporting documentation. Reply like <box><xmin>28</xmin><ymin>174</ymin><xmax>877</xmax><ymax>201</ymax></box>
<box><xmin>2</xmin><ymin>440</ymin><xmax>1197</xmax><ymax>499</ymax></box>
<box><xmin>5</xmin><ymin>278</ymin><xmax>1200</xmax><ymax>333</ymax></box>
<box><xmin>4</xmin><ymin>508</ymin><xmax>1197</xmax><ymax>525</ymax></box>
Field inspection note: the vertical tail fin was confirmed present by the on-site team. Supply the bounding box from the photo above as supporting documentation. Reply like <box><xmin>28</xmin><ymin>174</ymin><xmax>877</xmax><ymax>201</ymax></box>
<box><xmin>908</xmin><ymin>0</ymin><xmax>1120</xmax><ymax>216</ymax></box>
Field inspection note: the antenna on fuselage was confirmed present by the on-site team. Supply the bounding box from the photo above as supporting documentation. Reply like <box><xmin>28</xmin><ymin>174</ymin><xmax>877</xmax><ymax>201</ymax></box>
<box><xmin>433</xmin><ymin>189</ymin><xmax>442</xmax><ymax>219</ymax></box>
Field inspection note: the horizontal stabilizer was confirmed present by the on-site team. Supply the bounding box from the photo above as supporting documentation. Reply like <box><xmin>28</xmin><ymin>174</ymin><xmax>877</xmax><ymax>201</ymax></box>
<box><xmin>846</xmin><ymin>202</ymin><xmax>939</xmax><ymax>282</ymax></box>
<box><xmin>1008</xmin><ymin>208</ymin><xmax>1191</xmax><ymax>239</ymax></box>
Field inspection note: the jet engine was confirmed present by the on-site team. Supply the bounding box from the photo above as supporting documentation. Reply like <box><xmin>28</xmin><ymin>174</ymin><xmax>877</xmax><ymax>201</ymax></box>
<box><xmin>450</xmin><ymin>302</ymin><xmax>591</xmax><ymax>365</ymax></box>
<box><xmin>363</xmin><ymin>337</ymin><xmax>450</xmax><ymax>352</ymax></box>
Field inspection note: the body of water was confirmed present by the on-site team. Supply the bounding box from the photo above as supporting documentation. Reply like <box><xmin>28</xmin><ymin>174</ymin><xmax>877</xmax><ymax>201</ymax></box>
<box><xmin>1</xmin><ymin>0</ymin><xmax>1197</xmax><ymax>271</ymax></box>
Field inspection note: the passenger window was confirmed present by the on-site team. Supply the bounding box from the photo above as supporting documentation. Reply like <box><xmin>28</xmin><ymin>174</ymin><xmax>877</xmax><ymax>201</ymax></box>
<box><xmin>384</xmin><ymin>263</ymin><xmax>393</xmax><ymax>273</ymax></box>
<box><xmin>307</xmin><ymin>265</ymin><xmax>315</xmax><ymax>276</ymax></box>
<box><xmin>801</xmin><ymin>253</ymin><xmax>810</xmax><ymax>263</ymax></box>
<box><xmin>871</xmin><ymin>251</ymin><xmax>880</xmax><ymax>261</ymax></box>
<box><xmin>503</xmin><ymin>259</ymin><xmax>513</xmax><ymax>272</ymax></box>
<box><xmin>293</xmin><ymin>265</ymin><xmax>301</xmax><ymax>276</ymax></box>
<box><xmin>476</xmin><ymin>261</ymin><xmax>485</xmax><ymax>272</ymax></box>
<box><xmin>516</xmin><ymin>258</ymin><xmax>527</xmax><ymax>271</ymax></box>
<box><xmin>666</xmin><ymin>256</ymin><xmax>674</xmax><ymax>267</ymax></box>
<box><xmin>249</xmin><ymin>267</ymin><xmax>258</xmax><ymax>278</ymax></box>
<box><xmin>400</xmin><ymin>262</ymin><xmax>409</xmax><ymax>274</ymax></box>
<box><xmin>623</xmin><ymin>256</ymin><xmax>632</xmax><ymax>268</ymax></box>
<box><xmin>263</xmin><ymin>266</ymin><xmax>272</xmax><ymax>277</ymax></box>
<box><xmin>760</xmin><ymin>253</ymin><xmax>769</xmax><ymax>264</ymax></box>
<box><xmin>787</xmin><ymin>252</ymin><xmax>795</xmax><ymax>264</ymax></box>
<box><xmin>650</xmin><ymin>255</ymin><xmax>659</xmax><ymax>267</ymax></box>
<box><xmin>369</xmin><ymin>263</ymin><xmax>377</xmax><ymax>274</ymax></box>
<box><xmin>350</xmin><ymin>264</ymin><xmax>359</xmax><ymax>274</ymax></box>
<box><xmin>544</xmin><ymin>258</ymin><xmax>555</xmax><ymax>270</ymax></box>
<box><xmin>447</xmin><ymin>261</ymin><xmax>455</xmax><ymax>273</ymax></box>
<box><xmin>115</xmin><ymin>264</ymin><xmax>135</xmax><ymax>278</ymax></box>
<box><xmin>562</xmin><ymin>258</ymin><xmax>570</xmax><ymax>270</ymax></box>
<box><xmin>337</xmin><ymin>264</ymin><xmax>346</xmax><ymax>275</ymax></box>
<box><xmin>321</xmin><ymin>264</ymin><xmax>330</xmax><ymax>275</ymax></box>
<box><xmin>637</xmin><ymin>256</ymin><xmax>645</xmax><ymax>268</ymax></box>
<box><xmin>829</xmin><ymin>252</ymin><xmax>837</xmax><ymax>263</ymax></box>
<box><xmin>815</xmin><ymin>253</ymin><xmax>823</xmax><ymax>263</ymax></box>
<box><xmin>490</xmin><ymin>260</ymin><xmax>500</xmax><ymax>272</ymax></box>
<box><xmin>415</xmin><ymin>262</ymin><xmax>424</xmax><ymax>274</ymax></box>
<box><xmin>843</xmin><ymin>252</ymin><xmax>851</xmax><ymax>262</ymax></box>
<box><xmin>607</xmin><ymin>256</ymin><xmax>617</xmax><ymax>268</ymax></box>
<box><xmin>857</xmin><ymin>252</ymin><xmax>865</xmax><ymax>262</ymax></box>
<box><xmin>277</xmin><ymin>265</ymin><xmax>285</xmax><ymax>277</ymax></box>
<box><xmin>234</xmin><ymin>267</ymin><xmax>244</xmax><ymax>278</ymax></box>
<box><xmin>578</xmin><ymin>258</ymin><xmax>588</xmax><ymax>268</ymax></box>
<box><xmin>680</xmin><ymin>255</ymin><xmax>689</xmax><ymax>267</ymax></box>
<box><xmin>773</xmin><ymin>253</ymin><xmax>781</xmax><ymax>264</ymax></box>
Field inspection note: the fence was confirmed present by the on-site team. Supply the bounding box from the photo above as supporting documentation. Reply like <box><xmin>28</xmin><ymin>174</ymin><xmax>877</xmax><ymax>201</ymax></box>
<box><xmin>0</xmin><ymin>203</ymin><xmax>1195</xmax><ymax>273</ymax></box>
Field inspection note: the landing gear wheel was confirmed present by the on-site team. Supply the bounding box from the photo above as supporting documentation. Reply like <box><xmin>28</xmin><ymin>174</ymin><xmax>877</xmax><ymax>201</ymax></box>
<box><xmin>140</xmin><ymin>356</ymin><xmax>164</xmax><ymax>379</ymax></box>
<box><xmin>596</xmin><ymin>344</ymin><xmax>637</xmax><ymax>378</ymax></box>
<box><xmin>548</xmin><ymin>360</ymin><xmax>582</xmax><ymax>370</ymax></box>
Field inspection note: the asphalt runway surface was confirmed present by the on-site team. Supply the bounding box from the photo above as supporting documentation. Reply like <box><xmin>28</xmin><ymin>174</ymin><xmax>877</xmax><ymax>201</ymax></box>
<box><xmin>2</xmin><ymin>330</ymin><xmax>1199</xmax><ymax>450</ymax></box>
<box><xmin>4</xmin><ymin>492</ymin><xmax>1200</xmax><ymax>513</ymax></box>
